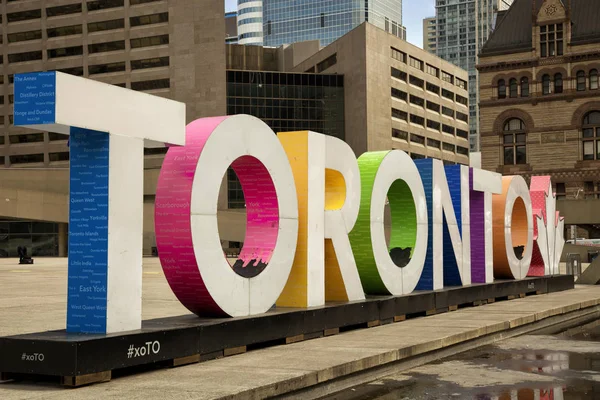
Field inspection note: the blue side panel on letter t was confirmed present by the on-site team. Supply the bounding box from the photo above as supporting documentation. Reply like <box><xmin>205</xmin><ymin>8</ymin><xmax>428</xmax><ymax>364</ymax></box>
<box><xmin>67</xmin><ymin>128</ymin><xmax>110</xmax><ymax>334</ymax></box>
<box><xmin>442</xmin><ymin>165</ymin><xmax>463</xmax><ymax>287</ymax></box>
<box><xmin>414</xmin><ymin>159</ymin><xmax>434</xmax><ymax>291</ymax></box>
<box><xmin>13</xmin><ymin>72</ymin><xmax>56</xmax><ymax>125</ymax></box>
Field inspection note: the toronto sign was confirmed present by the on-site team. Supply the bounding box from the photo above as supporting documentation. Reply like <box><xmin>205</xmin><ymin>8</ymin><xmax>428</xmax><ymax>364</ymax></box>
<box><xmin>13</xmin><ymin>72</ymin><xmax>565</xmax><ymax>334</ymax></box>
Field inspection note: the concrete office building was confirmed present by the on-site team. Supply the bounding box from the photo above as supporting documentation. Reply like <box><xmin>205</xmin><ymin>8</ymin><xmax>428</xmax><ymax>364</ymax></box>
<box><xmin>237</xmin><ymin>0</ymin><xmax>263</xmax><ymax>45</ymax></box>
<box><xmin>0</xmin><ymin>0</ymin><xmax>226</xmax><ymax>257</ymax></box>
<box><xmin>262</xmin><ymin>0</ymin><xmax>406</xmax><ymax>47</ymax></box>
<box><xmin>226</xmin><ymin>11</ymin><xmax>238</xmax><ymax>44</ymax></box>
<box><xmin>292</xmin><ymin>23</ymin><xmax>470</xmax><ymax>163</ymax></box>
<box><xmin>434</xmin><ymin>0</ymin><xmax>514</xmax><ymax>151</ymax></box>
<box><xmin>0</xmin><ymin>10</ymin><xmax>469</xmax><ymax>258</ymax></box>
<box><xmin>423</xmin><ymin>16</ymin><xmax>436</xmax><ymax>54</ymax></box>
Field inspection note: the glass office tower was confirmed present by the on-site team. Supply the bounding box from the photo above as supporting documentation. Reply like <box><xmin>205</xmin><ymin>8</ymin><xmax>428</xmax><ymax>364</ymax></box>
<box><xmin>262</xmin><ymin>0</ymin><xmax>405</xmax><ymax>47</ymax></box>
<box><xmin>435</xmin><ymin>0</ymin><xmax>513</xmax><ymax>151</ymax></box>
<box><xmin>238</xmin><ymin>0</ymin><xmax>264</xmax><ymax>45</ymax></box>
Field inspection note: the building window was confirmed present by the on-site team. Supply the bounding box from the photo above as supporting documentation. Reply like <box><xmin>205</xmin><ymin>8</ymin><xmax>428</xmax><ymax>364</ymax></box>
<box><xmin>441</xmin><ymin>71</ymin><xmax>453</xmax><ymax>84</ymax></box>
<box><xmin>227</xmin><ymin>168</ymin><xmax>245</xmax><ymax>209</ymax></box>
<box><xmin>9</xmin><ymin>133</ymin><xmax>44</xmax><ymax>144</ymax></box>
<box><xmin>456</xmin><ymin>94</ymin><xmax>468</xmax><ymax>106</ymax></box>
<box><xmin>577</xmin><ymin>70</ymin><xmax>586</xmax><ymax>91</ymax></box>
<box><xmin>409</xmin><ymin>56</ymin><xmax>423</xmax><ymax>71</ymax></box>
<box><xmin>542</xmin><ymin>74</ymin><xmax>551</xmax><ymax>95</ymax></box>
<box><xmin>130</xmin><ymin>35</ymin><xmax>168</xmax><ymax>49</ymax></box>
<box><xmin>48</xmin><ymin>46</ymin><xmax>83</xmax><ymax>59</ymax></box>
<box><xmin>49</xmin><ymin>133</ymin><xmax>69</xmax><ymax>141</ymax></box>
<box><xmin>46</xmin><ymin>3</ymin><xmax>82</xmax><ymax>17</ymax></box>
<box><xmin>442</xmin><ymin>124</ymin><xmax>455</xmax><ymax>135</ymax></box>
<box><xmin>391</xmin><ymin>108</ymin><xmax>408</xmax><ymax>121</ymax></box>
<box><xmin>442</xmin><ymin>106</ymin><xmax>454</xmax><ymax>118</ymax></box>
<box><xmin>410</xmin><ymin>115</ymin><xmax>425</xmax><ymax>126</ymax></box>
<box><xmin>457</xmin><ymin>129</ymin><xmax>469</xmax><ymax>139</ymax></box>
<box><xmin>509</xmin><ymin>78</ymin><xmax>518</xmax><ymax>98</ymax></box>
<box><xmin>392</xmin><ymin>129</ymin><xmax>408</xmax><ymax>141</ymax></box>
<box><xmin>391</xmin><ymin>47</ymin><xmax>406</xmax><ymax>63</ymax></box>
<box><xmin>591</xmin><ymin>69</ymin><xmax>599</xmax><ymax>90</ymax></box>
<box><xmin>87</xmin><ymin>0</ymin><xmax>124</xmax><ymax>12</ymax></box>
<box><xmin>47</xmin><ymin>25</ymin><xmax>83</xmax><ymax>38</ymax></box>
<box><xmin>8</xmin><ymin>30</ymin><xmax>42</xmax><ymax>43</ymax></box>
<box><xmin>442</xmin><ymin>142</ymin><xmax>455</xmax><ymax>153</ymax></box>
<box><xmin>410</xmin><ymin>134</ymin><xmax>425</xmax><ymax>145</ymax></box>
<box><xmin>391</xmin><ymin>88</ymin><xmax>407</xmax><ymax>101</ymax></box>
<box><xmin>10</xmin><ymin>154</ymin><xmax>44</xmax><ymax>164</ymax></box>
<box><xmin>89</xmin><ymin>62</ymin><xmax>126</xmax><ymax>75</ymax></box>
<box><xmin>456</xmin><ymin>111</ymin><xmax>468</xmax><ymax>123</ymax></box>
<box><xmin>427</xmin><ymin>138</ymin><xmax>440</xmax><ymax>148</ymax></box>
<box><xmin>456</xmin><ymin>78</ymin><xmax>467</xmax><ymax>90</ymax></box>
<box><xmin>540</xmin><ymin>24</ymin><xmax>563</xmax><ymax>58</ymax></box>
<box><xmin>556</xmin><ymin>183</ymin><xmax>566</xmax><ymax>200</ymax></box>
<box><xmin>131</xmin><ymin>0</ymin><xmax>162</xmax><ymax>4</ymax></box>
<box><xmin>457</xmin><ymin>146</ymin><xmax>469</xmax><ymax>156</ymax></box>
<box><xmin>88</xmin><ymin>19</ymin><xmax>125</xmax><ymax>33</ymax></box>
<box><xmin>521</xmin><ymin>77</ymin><xmax>529</xmax><ymax>97</ymax></box>
<box><xmin>582</xmin><ymin>111</ymin><xmax>600</xmax><ymax>161</ymax></box>
<box><xmin>426</xmin><ymin>100</ymin><xmax>440</xmax><ymax>113</ymax></box>
<box><xmin>59</xmin><ymin>67</ymin><xmax>84</xmax><ymax>76</ymax></box>
<box><xmin>498</xmin><ymin>79</ymin><xmax>506</xmax><ymax>99</ymax></box>
<box><xmin>426</xmin><ymin>64</ymin><xmax>439</xmax><ymax>77</ymax></box>
<box><xmin>131</xmin><ymin>79</ymin><xmax>170</xmax><ymax>91</ymax></box>
<box><xmin>49</xmin><ymin>152</ymin><xmax>70</xmax><ymax>162</ymax></box>
<box><xmin>144</xmin><ymin>148</ymin><xmax>168</xmax><ymax>156</ymax></box>
<box><xmin>409</xmin><ymin>75</ymin><xmax>424</xmax><ymax>88</ymax></box>
<box><xmin>8</xmin><ymin>51</ymin><xmax>42</xmax><ymax>63</ymax></box>
<box><xmin>391</xmin><ymin>67</ymin><xmax>407</xmax><ymax>81</ymax></box>
<box><xmin>89</xmin><ymin>41</ymin><xmax>125</xmax><ymax>54</ymax></box>
<box><xmin>585</xmin><ymin>181</ymin><xmax>599</xmax><ymax>199</ymax></box>
<box><xmin>427</xmin><ymin>120</ymin><xmax>440</xmax><ymax>131</ymax></box>
<box><xmin>503</xmin><ymin>118</ymin><xmax>526</xmax><ymax>165</ymax></box>
<box><xmin>131</xmin><ymin>57</ymin><xmax>169</xmax><ymax>70</ymax></box>
<box><xmin>441</xmin><ymin>89</ymin><xmax>454</xmax><ymax>101</ymax></box>
<box><xmin>320</xmin><ymin>13</ymin><xmax>325</xmax><ymax>28</ymax></box>
<box><xmin>130</xmin><ymin>12</ymin><xmax>168</xmax><ymax>27</ymax></box>
<box><xmin>426</xmin><ymin>82</ymin><xmax>440</xmax><ymax>95</ymax></box>
<box><xmin>554</xmin><ymin>73</ymin><xmax>563</xmax><ymax>94</ymax></box>
<box><xmin>7</xmin><ymin>9</ymin><xmax>41</xmax><ymax>23</ymax></box>
<box><xmin>410</xmin><ymin>94</ymin><xmax>425</xmax><ymax>108</ymax></box>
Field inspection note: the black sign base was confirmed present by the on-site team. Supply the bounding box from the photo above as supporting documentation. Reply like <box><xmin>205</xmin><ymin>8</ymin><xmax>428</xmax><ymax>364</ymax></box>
<box><xmin>0</xmin><ymin>276</ymin><xmax>574</xmax><ymax>387</ymax></box>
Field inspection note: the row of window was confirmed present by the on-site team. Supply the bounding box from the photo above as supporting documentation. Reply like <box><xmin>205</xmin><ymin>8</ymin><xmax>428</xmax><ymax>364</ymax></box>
<box><xmin>6</xmin><ymin>0</ymin><xmax>162</xmax><ymax>23</ymax></box>
<box><xmin>391</xmin><ymin>67</ymin><xmax>468</xmax><ymax>106</ymax></box>
<box><xmin>501</xmin><ymin>111</ymin><xmax>600</xmax><ymax>166</ymax></box>
<box><xmin>391</xmin><ymin>47</ymin><xmax>467</xmax><ymax>90</ymax></box>
<box><xmin>7</xmin><ymin>35</ymin><xmax>169</xmax><ymax>62</ymax></box>
<box><xmin>0</xmin><ymin>152</ymin><xmax>70</xmax><ymax>165</ymax></box>
<box><xmin>498</xmin><ymin>69</ymin><xmax>600</xmax><ymax>98</ymax></box>
<box><xmin>0</xmin><ymin>131</ymin><xmax>68</xmax><ymax>145</ymax></box>
<box><xmin>0</xmin><ymin>78</ymin><xmax>167</xmax><ymax>108</ymax></box>
<box><xmin>0</xmin><ymin>58</ymin><xmax>166</xmax><ymax>86</ymax></box>
<box><xmin>391</xmin><ymin>88</ymin><xmax>468</xmax><ymax>123</ymax></box>
<box><xmin>392</xmin><ymin>107</ymin><xmax>468</xmax><ymax>137</ymax></box>
<box><xmin>392</xmin><ymin>128</ymin><xmax>469</xmax><ymax>155</ymax></box>
<box><xmin>8</xmin><ymin>13</ymin><xmax>167</xmax><ymax>44</ymax></box>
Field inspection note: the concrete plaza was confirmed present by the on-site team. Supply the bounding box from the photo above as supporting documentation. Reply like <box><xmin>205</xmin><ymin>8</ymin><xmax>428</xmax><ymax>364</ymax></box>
<box><xmin>1</xmin><ymin>258</ymin><xmax>600</xmax><ymax>399</ymax></box>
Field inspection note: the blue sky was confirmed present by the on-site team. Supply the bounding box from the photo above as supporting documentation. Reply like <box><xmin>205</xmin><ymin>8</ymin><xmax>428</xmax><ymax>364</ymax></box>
<box><xmin>225</xmin><ymin>0</ymin><xmax>435</xmax><ymax>48</ymax></box>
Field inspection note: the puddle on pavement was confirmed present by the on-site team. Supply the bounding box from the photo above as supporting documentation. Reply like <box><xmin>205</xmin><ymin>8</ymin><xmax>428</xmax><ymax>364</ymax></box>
<box><xmin>319</xmin><ymin>322</ymin><xmax>600</xmax><ymax>400</ymax></box>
